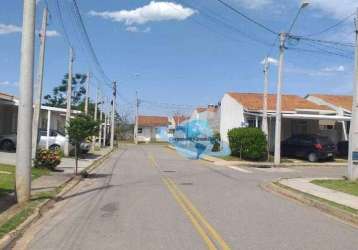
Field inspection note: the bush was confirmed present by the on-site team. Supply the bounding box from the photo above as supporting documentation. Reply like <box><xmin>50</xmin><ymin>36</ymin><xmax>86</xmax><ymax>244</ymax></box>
<box><xmin>227</xmin><ymin>127</ymin><xmax>267</xmax><ymax>161</ymax></box>
<box><xmin>34</xmin><ymin>149</ymin><xmax>62</xmax><ymax>170</ymax></box>
<box><xmin>211</xmin><ymin>132</ymin><xmax>221</xmax><ymax>152</ymax></box>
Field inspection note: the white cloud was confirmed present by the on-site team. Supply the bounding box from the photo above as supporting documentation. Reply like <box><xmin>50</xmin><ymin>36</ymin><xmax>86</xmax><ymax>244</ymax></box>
<box><xmin>0</xmin><ymin>24</ymin><xmax>22</xmax><ymax>35</ymax></box>
<box><xmin>0</xmin><ymin>81</ymin><xmax>18</xmax><ymax>86</ymax></box>
<box><xmin>233</xmin><ymin>0</ymin><xmax>271</xmax><ymax>9</ymax></box>
<box><xmin>44</xmin><ymin>30</ymin><xmax>60</xmax><ymax>37</ymax></box>
<box><xmin>89</xmin><ymin>1</ymin><xmax>197</xmax><ymax>25</ymax></box>
<box><xmin>126</xmin><ymin>26</ymin><xmax>151</xmax><ymax>33</ymax></box>
<box><xmin>322</xmin><ymin>65</ymin><xmax>345</xmax><ymax>72</ymax></box>
<box><xmin>309</xmin><ymin>0</ymin><xmax>357</xmax><ymax>19</ymax></box>
<box><xmin>260</xmin><ymin>57</ymin><xmax>278</xmax><ymax>65</ymax></box>
<box><xmin>0</xmin><ymin>23</ymin><xmax>60</xmax><ymax>38</ymax></box>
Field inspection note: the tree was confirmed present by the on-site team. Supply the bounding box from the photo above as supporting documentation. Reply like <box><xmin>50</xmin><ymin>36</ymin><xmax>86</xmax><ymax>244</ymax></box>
<box><xmin>66</xmin><ymin>114</ymin><xmax>99</xmax><ymax>175</ymax></box>
<box><xmin>44</xmin><ymin>73</ymin><xmax>87</xmax><ymax>109</ymax></box>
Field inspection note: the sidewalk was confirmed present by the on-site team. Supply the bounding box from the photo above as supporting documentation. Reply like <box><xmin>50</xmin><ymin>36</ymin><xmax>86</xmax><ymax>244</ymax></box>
<box><xmin>31</xmin><ymin>148</ymin><xmax>112</xmax><ymax>194</ymax></box>
<box><xmin>0</xmin><ymin>148</ymin><xmax>112</xmax><ymax>225</ymax></box>
<box><xmin>279</xmin><ymin>178</ymin><xmax>358</xmax><ymax>210</ymax></box>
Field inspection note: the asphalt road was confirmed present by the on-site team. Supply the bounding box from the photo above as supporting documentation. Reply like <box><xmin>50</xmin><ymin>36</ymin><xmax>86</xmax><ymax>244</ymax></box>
<box><xmin>14</xmin><ymin>145</ymin><xmax>358</xmax><ymax>250</ymax></box>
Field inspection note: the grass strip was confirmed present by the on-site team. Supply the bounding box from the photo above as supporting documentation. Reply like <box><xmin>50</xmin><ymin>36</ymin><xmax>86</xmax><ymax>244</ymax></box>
<box><xmin>311</xmin><ymin>179</ymin><xmax>358</xmax><ymax>197</ymax></box>
<box><xmin>274</xmin><ymin>182</ymin><xmax>358</xmax><ymax>215</ymax></box>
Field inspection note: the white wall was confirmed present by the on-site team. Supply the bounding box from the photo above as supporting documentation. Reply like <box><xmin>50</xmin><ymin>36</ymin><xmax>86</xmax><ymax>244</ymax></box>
<box><xmin>137</xmin><ymin>126</ymin><xmax>168</xmax><ymax>142</ymax></box>
<box><xmin>220</xmin><ymin>94</ymin><xmax>245</xmax><ymax>143</ymax></box>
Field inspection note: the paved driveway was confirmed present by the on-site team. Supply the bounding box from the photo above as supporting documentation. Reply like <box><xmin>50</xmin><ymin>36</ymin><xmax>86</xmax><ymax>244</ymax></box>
<box><xmin>14</xmin><ymin>144</ymin><xmax>358</xmax><ymax>250</ymax></box>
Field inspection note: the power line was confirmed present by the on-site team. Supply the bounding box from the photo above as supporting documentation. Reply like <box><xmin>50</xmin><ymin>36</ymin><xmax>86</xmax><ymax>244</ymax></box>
<box><xmin>70</xmin><ymin>0</ymin><xmax>112</xmax><ymax>88</ymax></box>
<box><xmin>212</xmin><ymin>0</ymin><xmax>278</xmax><ymax>35</ymax></box>
<box><xmin>304</xmin><ymin>12</ymin><xmax>355</xmax><ymax>37</ymax></box>
<box><xmin>290</xmin><ymin>35</ymin><xmax>355</xmax><ymax>48</ymax></box>
<box><xmin>178</xmin><ymin>0</ymin><xmax>275</xmax><ymax>47</ymax></box>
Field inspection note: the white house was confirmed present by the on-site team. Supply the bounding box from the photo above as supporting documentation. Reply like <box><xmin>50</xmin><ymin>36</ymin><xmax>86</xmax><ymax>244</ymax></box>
<box><xmin>220</xmin><ymin>92</ymin><xmax>349</xmax><ymax>151</ymax></box>
<box><xmin>190</xmin><ymin>105</ymin><xmax>221</xmax><ymax>133</ymax></box>
<box><xmin>136</xmin><ymin>115</ymin><xmax>169</xmax><ymax>143</ymax></box>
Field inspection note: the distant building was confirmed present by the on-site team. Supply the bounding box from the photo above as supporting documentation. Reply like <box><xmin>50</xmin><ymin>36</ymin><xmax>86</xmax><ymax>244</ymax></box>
<box><xmin>136</xmin><ymin>115</ymin><xmax>169</xmax><ymax>143</ymax></box>
<box><xmin>190</xmin><ymin>105</ymin><xmax>221</xmax><ymax>133</ymax></box>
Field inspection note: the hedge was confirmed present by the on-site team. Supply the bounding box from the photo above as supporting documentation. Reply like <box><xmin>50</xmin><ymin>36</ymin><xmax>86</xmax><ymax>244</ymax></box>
<box><xmin>227</xmin><ymin>127</ymin><xmax>267</xmax><ymax>161</ymax></box>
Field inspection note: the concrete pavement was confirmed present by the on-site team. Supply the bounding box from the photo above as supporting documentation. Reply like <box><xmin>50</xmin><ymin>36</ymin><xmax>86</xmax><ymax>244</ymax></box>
<box><xmin>14</xmin><ymin>145</ymin><xmax>358</xmax><ymax>250</ymax></box>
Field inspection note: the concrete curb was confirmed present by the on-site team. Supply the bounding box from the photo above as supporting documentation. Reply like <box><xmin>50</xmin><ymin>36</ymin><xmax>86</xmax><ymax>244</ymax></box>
<box><xmin>263</xmin><ymin>181</ymin><xmax>358</xmax><ymax>227</ymax></box>
<box><xmin>0</xmin><ymin>149</ymin><xmax>115</xmax><ymax>249</ymax></box>
<box><xmin>166</xmin><ymin>145</ymin><xmax>345</xmax><ymax>168</ymax></box>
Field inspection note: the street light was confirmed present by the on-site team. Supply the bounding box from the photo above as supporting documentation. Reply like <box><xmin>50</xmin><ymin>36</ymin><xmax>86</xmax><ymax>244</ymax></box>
<box><xmin>273</xmin><ymin>2</ymin><xmax>310</xmax><ymax>166</ymax></box>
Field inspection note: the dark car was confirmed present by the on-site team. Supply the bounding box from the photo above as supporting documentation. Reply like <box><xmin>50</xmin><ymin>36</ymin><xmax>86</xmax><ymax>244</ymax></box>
<box><xmin>281</xmin><ymin>134</ymin><xmax>335</xmax><ymax>162</ymax></box>
<box><xmin>337</xmin><ymin>141</ymin><xmax>348</xmax><ymax>157</ymax></box>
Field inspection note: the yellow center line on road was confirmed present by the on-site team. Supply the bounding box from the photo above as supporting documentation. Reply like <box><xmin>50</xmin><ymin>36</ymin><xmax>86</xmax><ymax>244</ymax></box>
<box><xmin>162</xmin><ymin>177</ymin><xmax>217</xmax><ymax>250</ymax></box>
<box><xmin>147</xmin><ymin>153</ymin><xmax>231</xmax><ymax>250</ymax></box>
<box><xmin>166</xmin><ymin>178</ymin><xmax>231</xmax><ymax>250</ymax></box>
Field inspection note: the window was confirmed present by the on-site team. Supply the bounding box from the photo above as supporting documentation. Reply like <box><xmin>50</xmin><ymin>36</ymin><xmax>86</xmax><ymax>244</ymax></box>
<box><xmin>138</xmin><ymin>128</ymin><xmax>143</xmax><ymax>134</ymax></box>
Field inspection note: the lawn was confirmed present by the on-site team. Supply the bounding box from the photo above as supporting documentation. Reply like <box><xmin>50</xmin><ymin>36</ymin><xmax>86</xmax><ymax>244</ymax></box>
<box><xmin>312</xmin><ymin>179</ymin><xmax>358</xmax><ymax>197</ymax></box>
<box><xmin>0</xmin><ymin>164</ymin><xmax>50</xmax><ymax>197</ymax></box>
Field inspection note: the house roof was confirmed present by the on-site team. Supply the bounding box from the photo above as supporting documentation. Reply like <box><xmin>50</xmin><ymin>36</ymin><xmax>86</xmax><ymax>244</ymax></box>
<box><xmin>196</xmin><ymin>106</ymin><xmax>219</xmax><ymax>113</ymax></box>
<box><xmin>310</xmin><ymin>94</ymin><xmax>352</xmax><ymax>112</ymax></box>
<box><xmin>196</xmin><ymin>107</ymin><xmax>207</xmax><ymax>113</ymax></box>
<box><xmin>0</xmin><ymin>92</ymin><xmax>15</xmax><ymax>102</ymax></box>
<box><xmin>227</xmin><ymin>92</ymin><xmax>332</xmax><ymax>112</ymax></box>
<box><xmin>173</xmin><ymin>115</ymin><xmax>188</xmax><ymax>124</ymax></box>
<box><xmin>138</xmin><ymin>115</ymin><xmax>169</xmax><ymax>126</ymax></box>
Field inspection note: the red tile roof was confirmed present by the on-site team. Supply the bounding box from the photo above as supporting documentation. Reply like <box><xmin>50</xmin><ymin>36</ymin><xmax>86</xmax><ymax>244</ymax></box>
<box><xmin>310</xmin><ymin>94</ymin><xmax>352</xmax><ymax>111</ymax></box>
<box><xmin>138</xmin><ymin>116</ymin><xmax>169</xmax><ymax>126</ymax></box>
<box><xmin>196</xmin><ymin>107</ymin><xmax>207</xmax><ymax>113</ymax></box>
<box><xmin>227</xmin><ymin>92</ymin><xmax>331</xmax><ymax>112</ymax></box>
<box><xmin>173</xmin><ymin>115</ymin><xmax>188</xmax><ymax>124</ymax></box>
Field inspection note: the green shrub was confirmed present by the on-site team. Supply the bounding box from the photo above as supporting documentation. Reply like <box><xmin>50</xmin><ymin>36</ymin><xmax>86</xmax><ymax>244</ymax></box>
<box><xmin>211</xmin><ymin>132</ymin><xmax>221</xmax><ymax>152</ymax></box>
<box><xmin>227</xmin><ymin>127</ymin><xmax>267</xmax><ymax>161</ymax></box>
<box><xmin>34</xmin><ymin>149</ymin><xmax>62</xmax><ymax>170</ymax></box>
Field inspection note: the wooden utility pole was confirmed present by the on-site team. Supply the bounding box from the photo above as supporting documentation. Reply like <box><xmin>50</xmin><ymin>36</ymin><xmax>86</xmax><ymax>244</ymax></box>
<box><xmin>64</xmin><ymin>48</ymin><xmax>74</xmax><ymax>157</ymax></box>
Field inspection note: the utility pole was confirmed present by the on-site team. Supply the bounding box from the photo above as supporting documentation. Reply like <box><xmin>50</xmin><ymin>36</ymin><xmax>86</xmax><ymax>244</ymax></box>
<box><xmin>32</xmin><ymin>7</ymin><xmax>48</xmax><ymax>160</ymax></box>
<box><xmin>84</xmin><ymin>72</ymin><xmax>90</xmax><ymax>115</ymax></box>
<box><xmin>103</xmin><ymin>112</ymin><xmax>107</xmax><ymax>147</ymax></box>
<box><xmin>274</xmin><ymin>33</ymin><xmax>287</xmax><ymax>166</ymax></box>
<box><xmin>16</xmin><ymin>0</ymin><xmax>36</xmax><ymax>204</ymax></box>
<box><xmin>92</xmin><ymin>86</ymin><xmax>98</xmax><ymax>151</ymax></box>
<box><xmin>134</xmin><ymin>91</ymin><xmax>139</xmax><ymax>144</ymax></box>
<box><xmin>64</xmin><ymin>47</ymin><xmax>74</xmax><ymax>157</ymax></box>
<box><xmin>262</xmin><ymin>56</ymin><xmax>269</xmax><ymax>136</ymax></box>
<box><xmin>348</xmin><ymin>9</ymin><xmax>358</xmax><ymax>181</ymax></box>
<box><xmin>110</xmin><ymin>81</ymin><xmax>117</xmax><ymax>150</ymax></box>
<box><xmin>99</xmin><ymin>94</ymin><xmax>103</xmax><ymax>147</ymax></box>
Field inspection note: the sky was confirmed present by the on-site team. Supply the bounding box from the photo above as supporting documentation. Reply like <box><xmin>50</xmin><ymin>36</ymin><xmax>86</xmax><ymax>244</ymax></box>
<box><xmin>0</xmin><ymin>0</ymin><xmax>357</xmax><ymax>117</ymax></box>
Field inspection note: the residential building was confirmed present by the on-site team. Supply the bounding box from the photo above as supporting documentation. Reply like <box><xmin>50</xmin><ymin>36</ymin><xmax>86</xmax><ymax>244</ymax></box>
<box><xmin>190</xmin><ymin>105</ymin><xmax>221</xmax><ymax>133</ymax></box>
<box><xmin>220</xmin><ymin>92</ymin><xmax>349</xmax><ymax>151</ymax></box>
<box><xmin>0</xmin><ymin>91</ymin><xmax>81</xmax><ymax>136</ymax></box>
<box><xmin>306</xmin><ymin>94</ymin><xmax>352</xmax><ymax>141</ymax></box>
<box><xmin>137</xmin><ymin>115</ymin><xmax>169</xmax><ymax>143</ymax></box>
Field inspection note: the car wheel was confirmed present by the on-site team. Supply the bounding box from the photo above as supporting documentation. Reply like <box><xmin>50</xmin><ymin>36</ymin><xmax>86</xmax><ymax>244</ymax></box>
<box><xmin>1</xmin><ymin>140</ymin><xmax>15</xmax><ymax>151</ymax></box>
<box><xmin>308</xmin><ymin>153</ymin><xmax>318</xmax><ymax>162</ymax></box>
<box><xmin>49</xmin><ymin>144</ymin><xmax>61</xmax><ymax>151</ymax></box>
<box><xmin>327</xmin><ymin>156</ymin><xmax>335</xmax><ymax>162</ymax></box>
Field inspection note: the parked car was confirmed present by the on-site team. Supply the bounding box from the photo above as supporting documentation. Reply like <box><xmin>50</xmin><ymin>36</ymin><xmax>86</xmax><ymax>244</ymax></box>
<box><xmin>281</xmin><ymin>134</ymin><xmax>336</xmax><ymax>162</ymax></box>
<box><xmin>337</xmin><ymin>141</ymin><xmax>348</xmax><ymax>157</ymax></box>
<box><xmin>0</xmin><ymin>133</ymin><xmax>16</xmax><ymax>151</ymax></box>
<box><xmin>38</xmin><ymin>129</ymin><xmax>90</xmax><ymax>154</ymax></box>
<box><xmin>0</xmin><ymin>130</ymin><xmax>90</xmax><ymax>154</ymax></box>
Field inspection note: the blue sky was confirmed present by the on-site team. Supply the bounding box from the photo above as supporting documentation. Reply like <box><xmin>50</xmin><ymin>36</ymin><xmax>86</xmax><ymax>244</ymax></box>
<box><xmin>0</xmin><ymin>0</ymin><xmax>356</xmax><ymax>117</ymax></box>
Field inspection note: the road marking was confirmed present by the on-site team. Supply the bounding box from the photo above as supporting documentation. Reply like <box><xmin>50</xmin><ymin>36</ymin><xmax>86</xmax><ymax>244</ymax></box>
<box><xmin>227</xmin><ymin>166</ymin><xmax>252</xmax><ymax>173</ymax></box>
<box><xmin>162</xmin><ymin>178</ymin><xmax>217</xmax><ymax>250</ymax></box>
<box><xmin>166</xmin><ymin>178</ymin><xmax>231</xmax><ymax>250</ymax></box>
<box><xmin>147</xmin><ymin>153</ymin><xmax>231</xmax><ymax>250</ymax></box>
